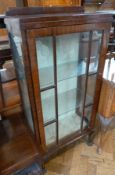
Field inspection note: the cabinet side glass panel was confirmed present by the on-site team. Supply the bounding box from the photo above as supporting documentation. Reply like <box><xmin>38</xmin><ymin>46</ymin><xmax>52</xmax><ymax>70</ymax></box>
<box><xmin>9</xmin><ymin>34</ymin><xmax>34</xmax><ymax>133</ymax></box>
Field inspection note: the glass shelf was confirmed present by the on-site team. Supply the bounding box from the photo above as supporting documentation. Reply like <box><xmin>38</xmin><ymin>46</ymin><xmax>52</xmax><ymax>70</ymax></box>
<box><xmin>38</xmin><ymin>60</ymin><xmax>98</xmax><ymax>89</ymax></box>
<box><xmin>59</xmin><ymin>110</ymin><xmax>82</xmax><ymax>140</ymax></box>
<box><xmin>41</xmin><ymin>86</ymin><xmax>93</xmax><ymax>124</ymax></box>
<box><xmin>44</xmin><ymin>110</ymin><xmax>87</xmax><ymax>145</ymax></box>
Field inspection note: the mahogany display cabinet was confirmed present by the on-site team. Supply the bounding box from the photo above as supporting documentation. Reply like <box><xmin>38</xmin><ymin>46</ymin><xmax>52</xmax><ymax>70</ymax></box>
<box><xmin>5</xmin><ymin>7</ymin><xmax>112</xmax><ymax>160</ymax></box>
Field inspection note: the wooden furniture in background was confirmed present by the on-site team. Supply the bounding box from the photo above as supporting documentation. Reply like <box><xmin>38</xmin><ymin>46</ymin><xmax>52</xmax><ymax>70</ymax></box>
<box><xmin>27</xmin><ymin>0</ymin><xmax>82</xmax><ymax>6</ymax></box>
<box><xmin>98</xmin><ymin>79</ymin><xmax>115</xmax><ymax>118</ymax></box>
<box><xmin>83</xmin><ymin>0</ymin><xmax>115</xmax><ymax>12</ymax></box>
<box><xmin>5</xmin><ymin>7</ymin><xmax>112</xmax><ymax>161</ymax></box>
<box><xmin>98</xmin><ymin>58</ymin><xmax>115</xmax><ymax>118</ymax></box>
<box><xmin>99</xmin><ymin>0</ymin><xmax>115</xmax><ymax>10</ymax></box>
<box><xmin>108</xmin><ymin>13</ymin><xmax>115</xmax><ymax>55</ymax></box>
<box><xmin>0</xmin><ymin>112</ymin><xmax>44</xmax><ymax>175</ymax></box>
<box><xmin>16</xmin><ymin>0</ymin><xmax>28</xmax><ymax>7</ymax></box>
<box><xmin>96</xmin><ymin>57</ymin><xmax>115</xmax><ymax>153</ymax></box>
<box><xmin>83</xmin><ymin>0</ymin><xmax>105</xmax><ymax>12</ymax></box>
<box><xmin>0</xmin><ymin>15</ymin><xmax>21</xmax><ymax>117</ymax></box>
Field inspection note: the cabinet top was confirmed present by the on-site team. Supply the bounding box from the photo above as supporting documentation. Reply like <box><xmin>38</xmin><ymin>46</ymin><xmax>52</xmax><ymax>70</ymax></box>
<box><xmin>6</xmin><ymin>6</ymin><xmax>84</xmax><ymax>16</ymax></box>
<box><xmin>4</xmin><ymin>7</ymin><xmax>113</xmax><ymax>36</ymax></box>
<box><xmin>5</xmin><ymin>6</ymin><xmax>112</xmax><ymax>23</ymax></box>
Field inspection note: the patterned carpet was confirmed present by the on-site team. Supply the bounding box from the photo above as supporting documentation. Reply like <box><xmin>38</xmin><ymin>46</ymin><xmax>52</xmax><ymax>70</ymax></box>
<box><xmin>14</xmin><ymin>163</ymin><xmax>43</xmax><ymax>175</ymax></box>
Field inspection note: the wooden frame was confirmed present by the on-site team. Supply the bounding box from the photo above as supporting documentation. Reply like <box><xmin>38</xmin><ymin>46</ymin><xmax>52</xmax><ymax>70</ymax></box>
<box><xmin>5</xmin><ymin>6</ymin><xmax>112</xmax><ymax>161</ymax></box>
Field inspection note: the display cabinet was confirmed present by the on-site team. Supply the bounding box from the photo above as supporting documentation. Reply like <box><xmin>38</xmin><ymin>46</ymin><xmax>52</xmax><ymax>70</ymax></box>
<box><xmin>5</xmin><ymin>6</ymin><xmax>112</xmax><ymax>160</ymax></box>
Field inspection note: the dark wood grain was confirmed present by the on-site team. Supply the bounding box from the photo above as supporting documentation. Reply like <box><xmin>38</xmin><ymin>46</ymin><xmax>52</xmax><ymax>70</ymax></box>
<box><xmin>6</xmin><ymin>6</ymin><xmax>84</xmax><ymax>16</ymax></box>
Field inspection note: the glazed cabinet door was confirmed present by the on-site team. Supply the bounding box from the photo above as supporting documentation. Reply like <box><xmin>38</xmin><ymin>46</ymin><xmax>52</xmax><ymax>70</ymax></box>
<box><xmin>27</xmin><ymin>27</ymin><xmax>103</xmax><ymax>149</ymax></box>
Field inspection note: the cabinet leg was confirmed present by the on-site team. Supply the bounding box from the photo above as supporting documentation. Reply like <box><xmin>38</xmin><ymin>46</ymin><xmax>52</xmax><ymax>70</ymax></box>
<box><xmin>84</xmin><ymin>131</ymin><xmax>95</xmax><ymax>146</ymax></box>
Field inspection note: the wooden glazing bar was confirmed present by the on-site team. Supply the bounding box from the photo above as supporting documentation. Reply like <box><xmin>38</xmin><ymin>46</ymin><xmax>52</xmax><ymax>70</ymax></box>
<box><xmin>53</xmin><ymin>35</ymin><xmax>59</xmax><ymax>145</ymax></box>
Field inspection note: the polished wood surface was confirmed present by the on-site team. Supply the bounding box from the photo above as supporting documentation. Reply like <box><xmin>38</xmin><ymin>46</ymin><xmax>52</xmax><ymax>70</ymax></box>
<box><xmin>0</xmin><ymin>113</ymin><xmax>43</xmax><ymax>175</ymax></box>
<box><xmin>98</xmin><ymin>57</ymin><xmax>115</xmax><ymax>118</ymax></box>
<box><xmin>6</xmin><ymin>6</ymin><xmax>84</xmax><ymax>16</ymax></box>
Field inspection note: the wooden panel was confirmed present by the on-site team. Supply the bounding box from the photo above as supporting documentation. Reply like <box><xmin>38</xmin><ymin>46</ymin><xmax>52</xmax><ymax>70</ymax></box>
<box><xmin>111</xmin><ymin>99</ymin><xmax>115</xmax><ymax>116</ymax></box>
<box><xmin>0</xmin><ymin>1</ymin><xmax>16</xmax><ymax>14</ymax></box>
<box><xmin>28</xmin><ymin>0</ymin><xmax>81</xmax><ymax>6</ymax></box>
<box><xmin>98</xmin><ymin>79</ymin><xmax>115</xmax><ymax>118</ymax></box>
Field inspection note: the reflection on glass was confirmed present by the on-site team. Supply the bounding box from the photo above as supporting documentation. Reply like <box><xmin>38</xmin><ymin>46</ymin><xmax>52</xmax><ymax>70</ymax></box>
<box><xmin>83</xmin><ymin>106</ymin><xmax>93</xmax><ymax>127</ymax></box>
<box><xmin>86</xmin><ymin>74</ymin><xmax>97</xmax><ymax>105</ymax></box>
<box><xmin>56</xmin><ymin>33</ymin><xmax>91</xmax><ymax>81</ymax></box>
<box><xmin>36</xmin><ymin>37</ymin><xmax>54</xmax><ymax>88</ymax></box>
<box><xmin>79</xmin><ymin>31</ymin><xmax>102</xmax><ymax>74</ymax></box>
<box><xmin>45</xmin><ymin>123</ymin><xmax>56</xmax><ymax>146</ymax></box>
<box><xmin>89</xmin><ymin>31</ymin><xmax>102</xmax><ymax>73</ymax></box>
<box><xmin>56</xmin><ymin>33</ymin><xmax>80</xmax><ymax>81</ymax></box>
<box><xmin>0</xmin><ymin>61</ymin><xmax>16</xmax><ymax>83</ymax></box>
<box><xmin>41</xmin><ymin>89</ymin><xmax>56</xmax><ymax>124</ymax></box>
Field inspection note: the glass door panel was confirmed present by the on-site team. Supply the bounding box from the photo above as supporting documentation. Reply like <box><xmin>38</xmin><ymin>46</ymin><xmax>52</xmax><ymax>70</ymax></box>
<box><xmin>41</xmin><ymin>89</ymin><xmax>56</xmax><ymax>123</ymax></box>
<box><xmin>36</xmin><ymin>36</ymin><xmax>54</xmax><ymax>89</ymax></box>
<box><xmin>56</xmin><ymin>33</ymin><xmax>89</xmax><ymax>140</ymax></box>
<box><xmin>44</xmin><ymin>123</ymin><xmax>56</xmax><ymax>146</ymax></box>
